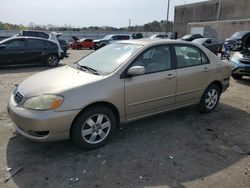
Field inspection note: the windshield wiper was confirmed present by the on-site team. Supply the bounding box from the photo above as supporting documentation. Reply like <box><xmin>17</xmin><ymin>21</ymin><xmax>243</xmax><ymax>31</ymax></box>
<box><xmin>77</xmin><ymin>64</ymin><xmax>99</xmax><ymax>75</ymax></box>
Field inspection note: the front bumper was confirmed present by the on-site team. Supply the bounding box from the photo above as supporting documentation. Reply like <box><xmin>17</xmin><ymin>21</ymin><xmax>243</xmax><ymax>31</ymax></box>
<box><xmin>8</xmin><ymin>93</ymin><xmax>80</xmax><ymax>142</ymax></box>
<box><xmin>230</xmin><ymin>58</ymin><xmax>250</xmax><ymax>76</ymax></box>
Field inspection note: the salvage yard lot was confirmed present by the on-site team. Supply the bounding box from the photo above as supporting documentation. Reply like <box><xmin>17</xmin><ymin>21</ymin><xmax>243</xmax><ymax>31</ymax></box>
<box><xmin>0</xmin><ymin>50</ymin><xmax>250</xmax><ymax>188</ymax></box>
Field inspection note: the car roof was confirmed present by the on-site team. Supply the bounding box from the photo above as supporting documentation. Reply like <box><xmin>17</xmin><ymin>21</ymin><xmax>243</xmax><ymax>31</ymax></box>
<box><xmin>117</xmin><ymin>38</ymin><xmax>196</xmax><ymax>46</ymax></box>
<box><xmin>0</xmin><ymin>36</ymin><xmax>54</xmax><ymax>43</ymax></box>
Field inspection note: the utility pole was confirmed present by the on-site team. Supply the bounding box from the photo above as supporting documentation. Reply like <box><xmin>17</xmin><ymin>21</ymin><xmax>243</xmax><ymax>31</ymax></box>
<box><xmin>128</xmin><ymin>19</ymin><xmax>131</xmax><ymax>28</ymax></box>
<box><xmin>166</xmin><ymin>0</ymin><xmax>170</xmax><ymax>33</ymax></box>
<box><xmin>217</xmin><ymin>0</ymin><xmax>222</xmax><ymax>21</ymax></box>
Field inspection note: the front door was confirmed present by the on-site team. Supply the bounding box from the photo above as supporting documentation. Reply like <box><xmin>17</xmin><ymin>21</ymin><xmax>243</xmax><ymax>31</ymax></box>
<box><xmin>1</xmin><ymin>38</ymin><xmax>26</xmax><ymax>65</ymax></box>
<box><xmin>124</xmin><ymin>45</ymin><xmax>176</xmax><ymax>120</ymax></box>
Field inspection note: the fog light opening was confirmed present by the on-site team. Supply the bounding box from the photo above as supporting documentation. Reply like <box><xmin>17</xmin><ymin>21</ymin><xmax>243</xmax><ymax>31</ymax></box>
<box><xmin>28</xmin><ymin>131</ymin><xmax>49</xmax><ymax>137</ymax></box>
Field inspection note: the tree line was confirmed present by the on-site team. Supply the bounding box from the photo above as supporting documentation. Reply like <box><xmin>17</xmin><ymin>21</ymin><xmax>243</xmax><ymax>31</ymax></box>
<box><xmin>0</xmin><ymin>20</ymin><xmax>173</xmax><ymax>32</ymax></box>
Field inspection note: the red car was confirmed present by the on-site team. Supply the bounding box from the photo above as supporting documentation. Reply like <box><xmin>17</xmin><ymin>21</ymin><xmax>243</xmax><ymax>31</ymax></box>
<box><xmin>71</xmin><ymin>36</ymin><xmax>95</xmax><ymax>49</ymax></box>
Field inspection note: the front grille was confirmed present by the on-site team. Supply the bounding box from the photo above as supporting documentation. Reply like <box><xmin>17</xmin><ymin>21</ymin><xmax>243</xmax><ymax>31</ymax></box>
<box><xmin>14</xmin><ymin>92</ymin><xmax>23</xmax><ymax>104</ymax></box>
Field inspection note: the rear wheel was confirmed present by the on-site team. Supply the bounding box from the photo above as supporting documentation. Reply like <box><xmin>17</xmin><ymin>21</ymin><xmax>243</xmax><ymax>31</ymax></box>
<box><xmin>232</xmin><ymin>74</ymin><xmax>243</xmax><ymax>80</ymax></box>
<box><xmin>199</xmin><ymin>84</ymin><xmax>221</xmax><ymax>113</ymax></box>
<box><xmin>71</xmin><ymin>105</ymin><xmax>117</xmax><ymax>149</ymax></box>
<box><xmin>46</xmin><ymin>54</ymin><xmax>59</xmax><ymax>67</ymax></box>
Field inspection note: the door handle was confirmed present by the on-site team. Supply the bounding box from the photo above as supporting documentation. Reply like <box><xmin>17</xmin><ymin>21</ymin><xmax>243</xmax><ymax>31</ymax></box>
<box><xmin>203</xmin><ymin>67</ymin><xmax>209</xmax><ymax>72</ymax></box>
<box><xmin>165</xmin><ymin>73</ymin><xmax>176</xmax><ymax>79</ymax></box>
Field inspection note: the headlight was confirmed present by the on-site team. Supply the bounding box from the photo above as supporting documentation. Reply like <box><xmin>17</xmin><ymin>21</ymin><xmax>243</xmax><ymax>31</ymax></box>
<box><xmin>23</xmin><ymin>95</ymin><xmax>63</xmax><ymax>110</ymax></box>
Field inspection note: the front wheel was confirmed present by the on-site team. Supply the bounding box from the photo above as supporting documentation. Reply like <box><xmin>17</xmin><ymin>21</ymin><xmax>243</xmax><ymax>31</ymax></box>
<box><xmin>46</xmin><ymin>54</ymin><xmax>59</xmax><ymax>67</ymax></box>
<box><xmin>199</xmin><ymin>84</ymin><xmax>221</xmax><ymax>113</ymax></box>
<box><xmin>71</xmin><ymin>106</ymin><xmax>117</xmax><ymax>149</ymax></box>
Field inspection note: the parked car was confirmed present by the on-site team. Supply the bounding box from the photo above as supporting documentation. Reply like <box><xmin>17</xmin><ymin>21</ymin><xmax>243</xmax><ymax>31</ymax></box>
<box><xmin>149</xmin><ymin>34</ymin><xmax>168</xmax><ymax>39</ymax></box>
<box><xmin>94</xmin><ymin>34</ymin><xmax>133</xmax><ymax>50</ymax></box>
<box><xmin>71</xmin><ymin>36</ymin><xmax>95</xmax><ymax>49</ymax></box>
<box><xmin>131</xmin><ymin>33</ymin><xmax>143</xmax><ymax>39</ymax></box>
<box><xmin>8</xmin><ymin>39</ymin><xmax>231</xmax><ymax>149</ymax></box>
<box><xmin>17</xmin><ymin>30</ymin><xmax>67</xmax><ymax>58</ymax></box>
<box><xmin>181</xmin><ymin>34</ymin><xmax>203</xmax><ymax>41</ymax></box>
<box><xmin>225</xmin><ymin>31</ymin><xmax>250</xmax><ymax>51</ymax></box>
<box><xmin>0</xmin><ymin>37</ymin><xmax>60</xmax><ymax>66</ymax></box>
<box><xmin>192</xmin><ymin>38</ymin><xmax>223</xmax><ymax>54</ymax></box>
<box><xmin>229</xmin><ymin>32</ymin><xmax>250</xmax><ymax>79</ymax></box>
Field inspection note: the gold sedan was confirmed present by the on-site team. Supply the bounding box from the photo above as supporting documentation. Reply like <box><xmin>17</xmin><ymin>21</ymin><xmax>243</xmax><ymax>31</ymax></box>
<box><xmin>8</xmin><ymin>39</ymin><xmax>231</xmax><ymax>149</ymax></box>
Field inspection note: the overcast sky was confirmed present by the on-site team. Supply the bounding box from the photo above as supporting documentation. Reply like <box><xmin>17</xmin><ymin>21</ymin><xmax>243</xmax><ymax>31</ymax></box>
<box><xmin>0</xmin><ymin>0</ymin><xmax>208</xmax><ymax>27</ymax></box>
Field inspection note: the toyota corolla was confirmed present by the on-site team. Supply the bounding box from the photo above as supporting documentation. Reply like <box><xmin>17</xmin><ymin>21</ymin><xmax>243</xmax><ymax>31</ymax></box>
<box><xmin>8</xmin><ymin>39</ymin><xmax>231</xmax><ymax>149</ymax></box>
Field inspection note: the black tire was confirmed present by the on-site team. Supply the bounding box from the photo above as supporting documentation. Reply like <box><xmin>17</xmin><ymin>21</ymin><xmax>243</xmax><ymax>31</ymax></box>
<box><xmin>199</xmin><ymin>84</ymin><xmax>221</xmax><ymax>113</ymax></box>
<box><xmin>71</xmin><ymin>105</ymin><xmax>117</xmax><ymax>150</ymax></box>
<box><xmin>232</xmin><ymin>74</ymin><xmax>243</xmax><ymax>80</ymax></box>
<box><xmin>46</xmin><ymin>54</ymin><xmax>59</xmax><ymax>67</ymax></box>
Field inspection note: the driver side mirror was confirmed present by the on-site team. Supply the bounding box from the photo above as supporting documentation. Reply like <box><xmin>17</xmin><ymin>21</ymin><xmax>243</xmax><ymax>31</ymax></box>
<box><xmin>127</xmin><ymin>66</ymin><xmax>145</xmax><ymax>76</ymax></box>
<box><xmin>0</xmin><ymin>45</ymin><xmax>6</xmax><ymax>49</ymax></box>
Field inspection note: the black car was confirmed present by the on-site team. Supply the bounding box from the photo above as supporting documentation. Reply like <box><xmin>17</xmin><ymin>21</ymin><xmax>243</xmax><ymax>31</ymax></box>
<box><xmin>18</xmin><ymin>30</ymin><xmax>68</xmax><ymax>57</ymax></box>
<box><xmin>0</xmin><ymin>37</ymin><xmax>60</xmax><ymax>66</ymax></box>
<box><xmin>225</xmin><ymin>31</ymin><xmax>250</xmax><ymax>51</ymax></box>
<box><xmin>192</xmin><ymin>38</ymin><xmax>223</xmax><ymax>54</ymax></box>
<box><xmin>181</xmin><ymin>34</ymin><xmax>203</xmax><ymax>41</ymax></box>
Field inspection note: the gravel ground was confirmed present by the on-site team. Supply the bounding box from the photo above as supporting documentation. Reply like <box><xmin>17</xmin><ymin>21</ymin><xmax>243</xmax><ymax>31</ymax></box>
<box><xmin>0</xmin><ymin>50</ymin><xmax>249</xmax><ymax>188</ymax></box>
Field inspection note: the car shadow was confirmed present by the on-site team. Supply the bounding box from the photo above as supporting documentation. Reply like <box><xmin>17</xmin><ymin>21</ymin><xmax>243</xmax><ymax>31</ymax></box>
<box><xmin>5</xmin><ymin>104</ymin><xmax>250</xmax><ymax>188</ymax></box>
<box><xmin>234</xmin><ymin>77</ymin><xmax>250</xmax><ymax>86</ymax></box>
<box><xmin>0</xmin><ymin>63</ymin><xmax>66</xmax><ymax>74</ymax></box>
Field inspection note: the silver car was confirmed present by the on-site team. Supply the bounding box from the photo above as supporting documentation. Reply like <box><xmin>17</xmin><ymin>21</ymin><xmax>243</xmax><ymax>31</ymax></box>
<box><xmin>8</xmin><ymin>39</ymin><xmax>231</xmax><ymax>149</ymax></box>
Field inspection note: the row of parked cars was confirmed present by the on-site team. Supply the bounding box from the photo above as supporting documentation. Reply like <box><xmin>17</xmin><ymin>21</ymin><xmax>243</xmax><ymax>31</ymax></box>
<box><xmin>69</xmin><ymin>31</ymin><xmax>250</xmax><ymax>80</ymax></box>
<box><xmin>0</xmin><ymin>30</ymin><xmax>250</xmax><ymax>80</ymax></box>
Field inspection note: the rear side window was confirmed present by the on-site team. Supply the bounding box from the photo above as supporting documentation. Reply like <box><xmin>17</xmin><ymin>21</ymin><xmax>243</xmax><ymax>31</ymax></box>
<box><xmin>113</xmin><ymin>35</ymin><xmax>130</xmax><ymax>40</ymax></box>
<box><xmin>27</xmin><ymin>39</ymin><xmax>44</xmax><ymax>48</ymax></box>
<box><xmin>175</xmin><ymin>46</ymin><xmax>209</xmax><ymax>68</ymax></box>
<box><xmin>119</xmin><ymin>36</ymin><xmax>130</xmax><ymax>40</ymax></box>
<box><xmin>45</xmin><ymin>41</ymin><xmax>57</xmax><ymax>47</ymax></box>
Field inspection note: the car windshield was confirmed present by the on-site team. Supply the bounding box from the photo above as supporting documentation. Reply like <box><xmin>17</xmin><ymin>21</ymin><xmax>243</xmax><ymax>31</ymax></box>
<box><xmin>103</xmin><ymin>35</ymin><xmax>112</xmax><ymax>40</ymax></box>
<box><xmin>231</xmin><ymin>31</ymin><xmax>249</xmax><ymax>39</ymax></box>
<box><xmin>77</xmin><ymin>43</ymin><xmax>143</xmax><ymax>75</ymax></box>
<box><xmin>193</xmin><ymin>38</ymin><xmax>206</xmax><ymax>44</ymax></box>
<box><xmin>0</xmin><ymin>37</ymin><xmax>12</xmax><ymax>44</ymax></box>
<box><xmin>182</xmin><ymin>35</ymin><xmax>191</xmax><ymax>39</ymax></box>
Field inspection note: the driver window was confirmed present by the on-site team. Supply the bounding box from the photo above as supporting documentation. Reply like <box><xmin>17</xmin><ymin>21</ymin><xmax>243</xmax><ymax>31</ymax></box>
<box><xmin>132</xmin><ymin>46</ymin><xmax>172</xmax><ymax>74</ymax></box>
<box><xmin>5</xmin><ymin>39</ymin><xmax>25</xmax><ymax>49</ymax></box>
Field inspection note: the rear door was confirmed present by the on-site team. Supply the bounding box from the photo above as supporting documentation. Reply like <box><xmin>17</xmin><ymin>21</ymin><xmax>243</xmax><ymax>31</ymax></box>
<box><xmin>84</xmin><ymin>39</ymin><xmax>93</xmax><ymax>48</ymax></box>
<box><xmin>174</xmin><ymin>45</ymin><xmax>213</xmax><ymax>106</ymax></box>
<box><xmin>25</xmin><ymin>38</ymin><xmax>45</xmax><ymax>62</ymax></box>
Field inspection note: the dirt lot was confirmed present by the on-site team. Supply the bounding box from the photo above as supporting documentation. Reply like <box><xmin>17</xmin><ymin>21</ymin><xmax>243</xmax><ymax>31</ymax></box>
<box><xmin>0</xmin><ymin>50</ymin><xmax>250</xmax><ymax>188</ymax></box>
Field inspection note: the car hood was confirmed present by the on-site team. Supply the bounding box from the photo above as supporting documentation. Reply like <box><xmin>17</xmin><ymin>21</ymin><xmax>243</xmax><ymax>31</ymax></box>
<box><xmin>18</xmin><ymin>65</ymin><xmax>103</xmax><ymax>98</ymax></box>
<box><xmin>72</xmin><ymin>36</ymin><xmax>80</xmax><ymax>41</ymax></box>
<box><xmin>93</xmin><ymin>39</ymin><xmax>103</xmax><ymax>42</ymax></box>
